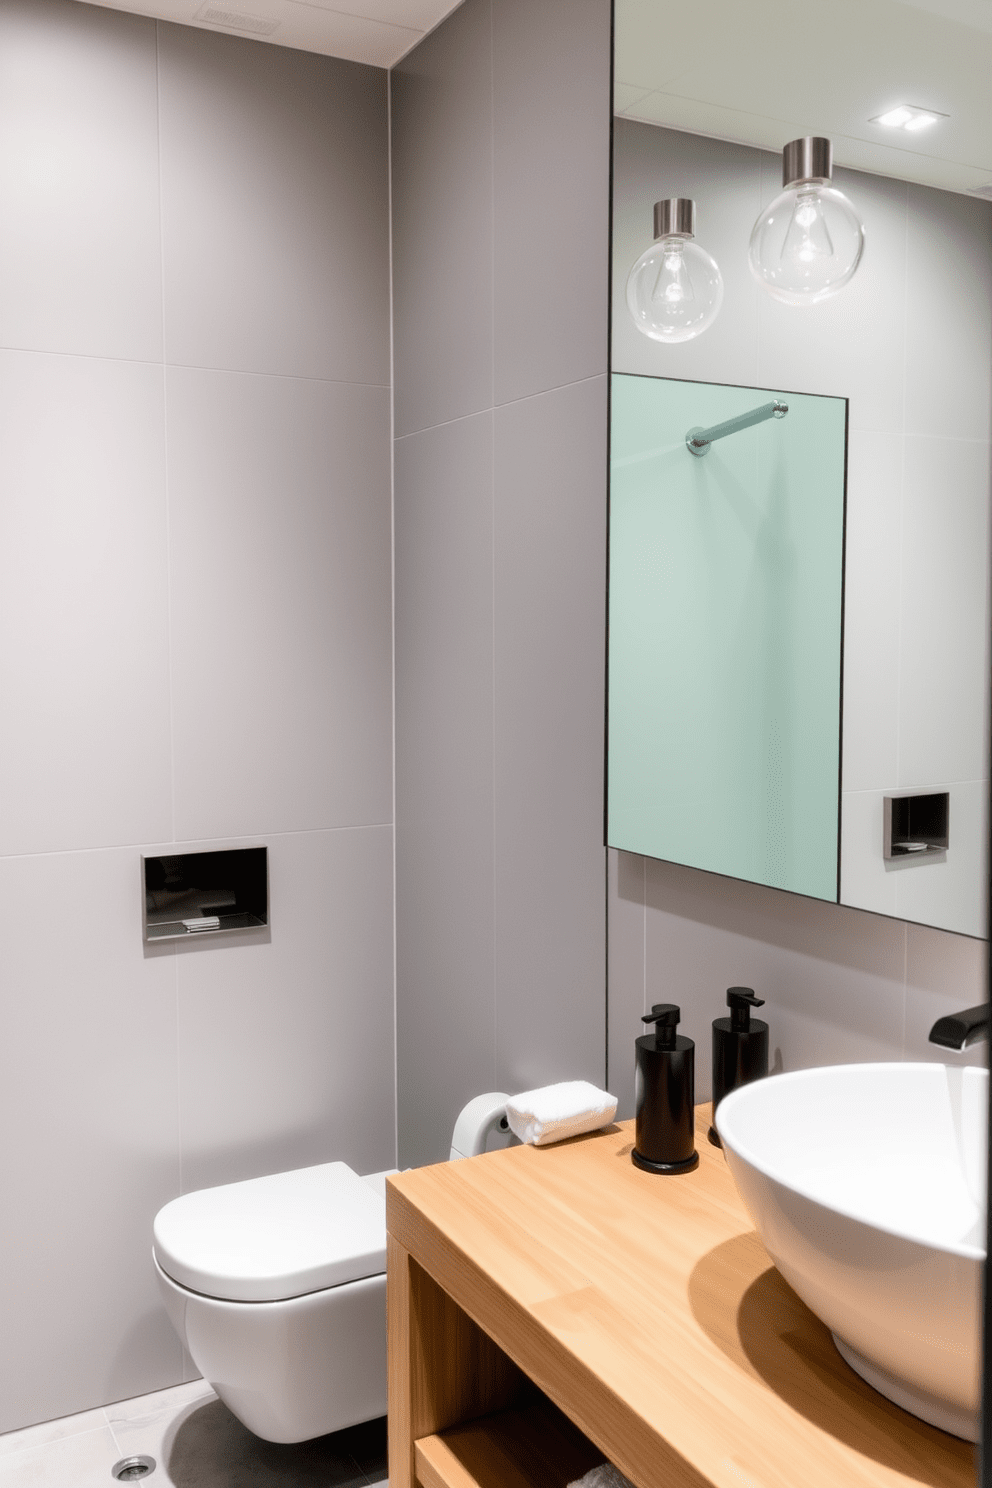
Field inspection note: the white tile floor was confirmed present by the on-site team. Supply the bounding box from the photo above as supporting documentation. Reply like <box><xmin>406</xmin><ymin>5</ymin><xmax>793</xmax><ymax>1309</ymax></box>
<box><xmin>0</xmin><ymin>1381</ymin><xmax>388</xmax><ymax>1488</ymax></box>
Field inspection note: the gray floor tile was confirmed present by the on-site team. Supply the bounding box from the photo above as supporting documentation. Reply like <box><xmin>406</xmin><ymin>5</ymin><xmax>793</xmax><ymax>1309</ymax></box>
<box><xmin>0</xmin><ymin>1424</ymin><xmax>121</xmax><ymax>1487</ymax></box>
<box><xmin>0</xmin><ymin>1408</ymin><xmax>108</xmax><ymax>1461</ymax></box>
<box><xmin>0</xmin><ymin>1386</ymin><xmax>386</xmax><ymax>1488</ymax></box>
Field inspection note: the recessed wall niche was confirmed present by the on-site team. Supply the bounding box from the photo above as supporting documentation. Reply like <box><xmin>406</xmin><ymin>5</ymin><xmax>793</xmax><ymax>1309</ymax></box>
<box><xmin>142</xmin><ymin>847</ymin><xmax>268</xmax><ymax>942</ymax></box>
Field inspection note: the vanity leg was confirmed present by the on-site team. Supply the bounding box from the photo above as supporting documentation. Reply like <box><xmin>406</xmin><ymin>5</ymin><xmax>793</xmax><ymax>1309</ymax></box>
<box><xmin>387</xmin><ymin>1234</ymin><xmax>525</xmax><ymax>1488</ymax></box>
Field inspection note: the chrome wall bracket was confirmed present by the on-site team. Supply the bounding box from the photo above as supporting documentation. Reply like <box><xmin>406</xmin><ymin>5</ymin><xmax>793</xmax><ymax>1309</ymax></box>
<box><xmin>686</xmin><ymin>399</ymin><xmax>788</xmax><ymax>456</ymax></box>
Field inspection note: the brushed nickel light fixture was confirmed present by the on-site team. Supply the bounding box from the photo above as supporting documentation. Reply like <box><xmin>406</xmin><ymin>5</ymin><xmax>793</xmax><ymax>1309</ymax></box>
<box><xmin>626</xmin><ymin>198</ymin><xmax>724</xmax><ymax>342</ymax></box>
<box><xmin>749</xmin><ymin>137</ymin><xmax>865</xmax><ymax>306</ymax></box>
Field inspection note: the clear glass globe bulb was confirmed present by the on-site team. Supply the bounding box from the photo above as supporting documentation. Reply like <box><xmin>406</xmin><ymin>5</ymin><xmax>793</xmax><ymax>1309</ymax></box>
<box><xmin>625</xmin><ymin>235</ymin><xmax>724</xmax><ymax>343</ymax></box>
<box><xmin>748</xmin><ymin>181</ymin><xmax>864</xmax><ymax>306</ymax></box>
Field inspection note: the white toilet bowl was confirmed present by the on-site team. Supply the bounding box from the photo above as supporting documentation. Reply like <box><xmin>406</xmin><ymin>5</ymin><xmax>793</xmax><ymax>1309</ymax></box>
<box><xmin>153</xmin><ymin>1094</ymin><xmax>511</xmax><ymax>1444</ymax></box>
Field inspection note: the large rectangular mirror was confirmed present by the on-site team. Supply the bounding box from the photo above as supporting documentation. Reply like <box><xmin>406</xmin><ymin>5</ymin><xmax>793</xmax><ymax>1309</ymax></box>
<box><xmin>608</xmin><ymin>0</ymin><xmax>992</xmax><ymax>939</ymax></box>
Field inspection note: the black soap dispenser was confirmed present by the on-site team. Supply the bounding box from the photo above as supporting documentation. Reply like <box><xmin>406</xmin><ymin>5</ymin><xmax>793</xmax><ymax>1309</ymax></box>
<box><xmin>632</xmin><ymin>1004</ymin><xmax>699</xmax><ymax>1175</ymax></box>
<box><xmin>708</xmin><ymin>987</ymin><xmax>769</xmax><ymax>1147</ymax></box>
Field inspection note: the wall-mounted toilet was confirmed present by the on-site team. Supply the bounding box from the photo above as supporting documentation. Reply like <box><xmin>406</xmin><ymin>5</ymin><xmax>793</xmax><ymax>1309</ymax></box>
<box><xmin>152</xmin><ymin>1093</ymin><xmax>510</xmax><ymax>1443</ymax></box>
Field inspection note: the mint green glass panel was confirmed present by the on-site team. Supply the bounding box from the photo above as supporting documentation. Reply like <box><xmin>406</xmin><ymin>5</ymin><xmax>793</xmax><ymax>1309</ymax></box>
<box><xmin>608</xmin><ymin>374</ymin><xmax>846</xmax><ymax>901</ymax></box>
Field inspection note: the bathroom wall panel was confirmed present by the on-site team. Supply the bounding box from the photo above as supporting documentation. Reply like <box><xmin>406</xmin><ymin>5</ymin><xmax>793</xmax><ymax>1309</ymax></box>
<box><xmin>898</xmin><ymin>434</ymin><xmax>991</xmax><ymax>787</ymax></box>
<box><xmin>905</xmin><ymin>919</ymin><xmax>988</xmax><ymax>1065</ymax></box>
<box><xmin>167</xmin><ymin>366</ymin><xmax>392</xmax><ymax>842</ymax></box>
<box><xmin>157</xmin><ymin>22</ymin><xmax>389</xmax><ymax>386</ymax></box>
<box><xmin>609</xmin><ymin>850</ymin><xmax>910</xmax><ymax>1118</ymax></box>
<box><xmin>394</xmin><ymin>414</ymin><xmax>497</xmax><ymax>1168</ymax></box>
<box><xmin>0</xmin><ymin>349</ymin><xmax>172</xmax><ymax>857</ymax></box>
<box><xmin>0</xmin><ymin>0</ymin><xmax>395</xmax><ymax>1431</ymax></box>
<box><xmin>0</xmin><ymin>0</ymin><xmax>163</xmax><ymax>364</ymax></box>
<box><xmin>390</xmin><ymin>0</ymin><xmax>494</xmax><ymax>439</ymax></box>
<box><xmin>493</xmin><ymin>378</ymin><xmax>608</xmax><ymax>1092</ymax></box>
<box><xmin>0</xmin><ymin>847</ymin><xmax>182</xmax><ymax>1433</ymax></box>
<box><xmin>606</xmin><ymin>849</ymin><xmax>646</xmax><ymax>1117</ymax></box>
<box><xmin>392</xmin><ymin>0</ymin><xmax>612</xmax><ymax>1162</ymax></box>
<box><xmin>176</xmin><ymin>826</ymin><xmax>395</xmax><ymax>1193</ymax></box>
<box><xmin>609</xmin><ymin>843</ymin><xmax>989</xmax><ymax>1122</ymax></box>
<box><xmin>904</xmin><ymin>182</ymin><xmax>992</xmax><ymax>445</ymax></box>
<box><xmin>491</xmin><ymin>0</ymin><xmax>611</xmax><ymax>406</ymax></box>
<box><xmin>838</xmin><ymin>791</ymin><xmax>900</xmax><ymax>922</ymax></box>
<box><xmin>837</xmin><ymin>429</ymin><xmax>903</xmax><ymax>795</ymax></box>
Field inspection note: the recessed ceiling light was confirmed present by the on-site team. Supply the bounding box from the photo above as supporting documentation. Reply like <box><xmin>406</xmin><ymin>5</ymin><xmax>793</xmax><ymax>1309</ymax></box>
<box><xmin>871</xmin><ymin>104</ymin><xmax>947</xmax><ymax>132</ymax></box>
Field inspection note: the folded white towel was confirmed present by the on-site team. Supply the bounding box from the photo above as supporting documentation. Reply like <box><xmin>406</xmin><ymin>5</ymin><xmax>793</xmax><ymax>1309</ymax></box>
<box><xmin>505</xmin><ymin>1080</ymin><xmax>618</xmax><ymax>1147</ymax></box>
<box><xmin>568</xmin><ymin>1464</ymin><xmax>635</xmax><ymax>1488</ymax></box>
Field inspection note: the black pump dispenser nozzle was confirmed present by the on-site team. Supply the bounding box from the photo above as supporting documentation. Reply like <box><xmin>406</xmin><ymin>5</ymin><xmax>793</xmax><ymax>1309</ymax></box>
<box><xmin>709</xmin><ymin>986</ymin><xmax>769</xmax><ymax>1148</ymax></box>
<box><xmin>641</xmin><ymin>1002</ymin><xmax>680</xmax><ymax>1048</ymax></box>
<box><xmin>728</xmin><ymin>987</ymin><xmax>765</xmax><ymax>1032</ymax></box>
<box><xmin>631</xmin><ymin>1004</ymin><xmax>699</xmax><ymax>1175</ymax></box>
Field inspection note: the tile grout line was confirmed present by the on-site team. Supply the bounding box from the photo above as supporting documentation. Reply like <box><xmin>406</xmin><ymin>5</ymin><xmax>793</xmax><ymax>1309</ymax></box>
<box><xmin>895</xmin><ymin>184</ymin><xmax>910</xmax><ymax>808</ymax></box>
<box><xmin>393</xmin><ymin>371</ymin><xmax>610</xmax><ymax>446</ymax></box>
<box><xmin>154</xmin><ymin>19</ymin><xmax>186</xmax><ymax>1210</ymax></box>
<box><xmin>387</xmin><ymin>61</ymin><xmax>400</xmax><ymax>1174</ymax></box>
<box><xmin>0</xmin><ymin>819</ymin><xmax>395</xmax><ymax>866</ymax></box>
<box><xmin>154</xmin><ymin>20</ymin><xmax>176</xmax><ymax>852</ymax></box>
<box><xmin>0</xmin><ymin>342</ymin><xmax>391</xmax><ymax>393</ymax></box>
<box><xmin>490</xmin><ymin>0</ymin><xmax>498</xmax><ymax>1094</ymax></box>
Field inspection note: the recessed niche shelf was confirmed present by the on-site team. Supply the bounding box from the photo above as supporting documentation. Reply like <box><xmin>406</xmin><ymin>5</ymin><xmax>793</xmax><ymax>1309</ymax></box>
<box><xmin>883</xmin><ymin>792</ymin><xmax>949</xmax><ymax>862</ymax></box>
<box><xmin>142</xmin><ymin>847</ymin><xmax>268</xmax><ymax>942</ymax></box>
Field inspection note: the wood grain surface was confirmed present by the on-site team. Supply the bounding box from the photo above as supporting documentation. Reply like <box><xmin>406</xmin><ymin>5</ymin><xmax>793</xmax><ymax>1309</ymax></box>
<box><xmin>415</xmin><ymin>1395</ymin><xmax>603</xmax><ymax>1488</ymax></box>
<box><xmin>386</xmin><ymin>1110</ymin><xmax>974</xmax><ymax>1488</ymax></box>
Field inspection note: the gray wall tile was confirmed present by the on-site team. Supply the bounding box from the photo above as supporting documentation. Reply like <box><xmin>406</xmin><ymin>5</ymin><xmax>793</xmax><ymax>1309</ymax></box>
<box><xmin>641</xmin><ymin>859</ymin><xmax>909</xmax><ymax>1103</ymax></box>
<box><xmin>905</xmin><ymin>183</ymin><xmax>992</xmax><ymax>445</ymax></box>
<box><xmin>839</xmin><ymin>430</ymin><xmax>903</xmax><ymax>793</ymax></box>
<box><xmin>609</xmin><ymin>844</ymin><xmax>988</xmax><ymax>1125</ymax></box>
<box><xmin>905</xmin><ymin>921</ymin><xmax>988</xmax><ymax>1064</ymax></box>
<box><xmin>167</xmin><ymin>367</ymin><xmax>393</xmax><ymax>841</ymax></box>
<box><xmin>392</xmin><ymin>0</ymin><xmax>612</xmax><ymax>1163</ymax></box>
<box><xmin>176</xmin><ymin>826</ymin><xmax>396</xmax><ymax>1192</ymax></box>
<box><xmin>492</xmin><ymin>0</ymin><xmax>611</xmax><ymax>403</ymax></box>
<box><xmin>158</xmin><ymin>21</ymin><xmax>390</xmax><ymax>384</ymax></box>
<box><xmin>0</xmin><ymin>0</ymin><xmax>163</xmax><ymax>363</ymax></box>
<box><xmin>390</xmin><ymin>0</ymin><xmax>494</xmax><ymax>438</ymax></box>
<box><xmin>493</xmin><ymin>379</ymin><xmax>607</xmax><ymax>1092</ymax></box>
<box><xmin>394</xmin><ymin>414</ymin><xmax>496</xmax><ymax>1167</ymax></box>
<box><xmin>0</xmin><ymin>848</ymin><xmax>182</xmax><ymax>1432</ymax></box>
<box><xmin>899</xmin><ymin>434</ymin><xmax>991</xmax><ymax>788</ymax></box>
<box><xmin>0</xmin><ymin>4</ymin><xmax>395</xmax><ymax>1430</ymax></box>
<box><xmin>607</xmin><ymin>849</ymin><xmax>646</xmax><ymax>1119</ymax></box>
<box><xmin>0</xmin><ymin>350</ymin><xmax>172</xmax><ymax>856</ymax></box>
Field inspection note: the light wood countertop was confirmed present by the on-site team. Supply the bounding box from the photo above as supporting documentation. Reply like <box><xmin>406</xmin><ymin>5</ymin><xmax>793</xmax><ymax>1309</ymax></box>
<box><xmin>386</xmin><ymin>1110</ymin><xmax>973</xmax><ymax>1488</ymax></box>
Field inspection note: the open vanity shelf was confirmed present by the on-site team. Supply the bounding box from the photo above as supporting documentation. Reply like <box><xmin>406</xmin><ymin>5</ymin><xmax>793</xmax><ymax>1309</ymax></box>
<box><xmin>386</xmin><ymin>1109</ymin><xmax>972</xmax><ymax>1488</ymax></box>
<box><xmin>415</xmin><ymin>1394</ymin><xmax>602</xmax><ymax>1488</ymax></box>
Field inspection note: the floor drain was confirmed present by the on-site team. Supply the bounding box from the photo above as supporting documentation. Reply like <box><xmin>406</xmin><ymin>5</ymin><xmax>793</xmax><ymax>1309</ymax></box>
<box><xmin>112</xmin><ymin>1457</ymin><xmax>156</xmax><ymax>1481</ymax></box>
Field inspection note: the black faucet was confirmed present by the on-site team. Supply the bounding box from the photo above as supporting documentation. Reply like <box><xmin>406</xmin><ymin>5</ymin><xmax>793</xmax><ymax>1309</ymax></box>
<box><xmin>928</xmin><ymin>1004</ymin><xmax>990</xmax><ymax>1050</ymax></box>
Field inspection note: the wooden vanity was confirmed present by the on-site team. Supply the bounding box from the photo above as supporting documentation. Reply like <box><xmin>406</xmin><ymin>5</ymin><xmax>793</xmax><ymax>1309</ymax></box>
<box><xmin>386</xmin><ymin>1111</ymin><xmax>973</xmax><ymax>1488</ymax></box>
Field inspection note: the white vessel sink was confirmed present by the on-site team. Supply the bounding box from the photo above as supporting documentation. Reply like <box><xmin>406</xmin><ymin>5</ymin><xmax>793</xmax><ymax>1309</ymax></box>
<box><xmin>716</xmin><ymin>1062</ymin><xmax>987</xmax><ymax>1441</ymax></box>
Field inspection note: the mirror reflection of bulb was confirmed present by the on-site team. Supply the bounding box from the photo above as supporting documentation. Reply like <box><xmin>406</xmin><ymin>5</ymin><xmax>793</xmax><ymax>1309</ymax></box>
<box><xmin>627</xmin><ymin>234</ymin><xmax>722</xmax><ymax>343</ymax></box>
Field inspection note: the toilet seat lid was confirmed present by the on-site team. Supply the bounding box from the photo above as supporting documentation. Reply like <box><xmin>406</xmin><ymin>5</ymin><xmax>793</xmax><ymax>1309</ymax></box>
<box><xmin>153</xmin><ymin>1161</ymin><xmax>386</xmax><ymax>1302</ymax></box>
